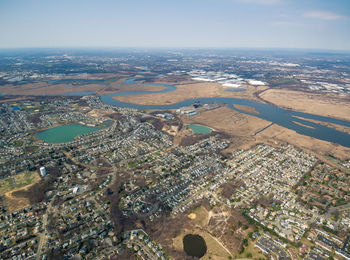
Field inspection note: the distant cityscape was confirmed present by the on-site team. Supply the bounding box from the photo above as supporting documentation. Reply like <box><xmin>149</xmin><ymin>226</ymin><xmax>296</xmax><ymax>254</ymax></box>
<box><xmin>1</xmin><ymin>49</ymin><xmax>350</xmax><ymax>96</ymax></box>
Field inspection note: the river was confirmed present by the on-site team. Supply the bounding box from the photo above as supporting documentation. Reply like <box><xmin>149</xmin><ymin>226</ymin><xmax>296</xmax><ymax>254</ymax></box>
<box><xmin>62</xmin><ymin>74</ymin><xmax>350</xmax><ymax>148</ymax></box>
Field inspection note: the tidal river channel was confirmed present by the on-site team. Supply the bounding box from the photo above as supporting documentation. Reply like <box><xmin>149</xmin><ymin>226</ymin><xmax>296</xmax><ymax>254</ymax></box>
<box><xmin>62</xmin><ymin>75</ymin><xmax>350</xmax><ymax>148</ymax></box>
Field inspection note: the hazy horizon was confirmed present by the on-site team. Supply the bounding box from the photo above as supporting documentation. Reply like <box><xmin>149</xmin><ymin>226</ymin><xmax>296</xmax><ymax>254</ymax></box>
<box><xmin>1</xmin><ymin>47</ymin><xmax>350</xmax><ymax>55</ymax></box>
<box><xmin>1</xmin><ymin>0</ymin><xmax>350</xmax><ymax>51</ymax></box>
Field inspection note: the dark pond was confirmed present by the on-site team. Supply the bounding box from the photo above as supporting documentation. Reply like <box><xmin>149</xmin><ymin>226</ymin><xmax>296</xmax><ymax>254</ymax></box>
<box><xmin>183</xmin><ymin>234</ymin><xmax>207</xmax><ymax>258</ymax></box>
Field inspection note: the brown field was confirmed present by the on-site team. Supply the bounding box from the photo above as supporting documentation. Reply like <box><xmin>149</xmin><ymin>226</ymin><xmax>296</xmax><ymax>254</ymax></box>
<box><xmin>259</xmin><ymin>89</ymin><xmax>350</xmax><ymax>121</ymax></box>
<box><xmin>172</xmin><ymin>106</ymin><xmax>270</xmax><ymax>148</ymax></box>
<box><xmin>181</xmin><ymin>107</ymin><xmax>270</xmax><ymax>137</ymax></box>
<box><xmin>0</xmin><ymin>82</ymin><xmax>105</xmax><ymax>95</ymax></box>
<box><xmin>191</xmin><ymin>206</ymin><xmax>210</xmax><ymax>227</ymax></box>
<box><xmin>96</xmin><ymin>83</ymin><xmax>165</xmax><ymax>95</ymax></box>
<box><xmin>4</xmin><ymin>177</ymin><xmax>42</xmax><ymax>212</ymax></box>
<box><xmin>0</xmin><ymin>76</ymin><xmax>262</xmax><ymax>107</ymax></box>
<box><xmin>255</xmin><ymin>124</ymin><xmax>350</xmax><ymax>159</ymax></box>
<box><xmin>0</xmin><ymin>171</ymin><xmax>41</xmax><ymax>212</ymax></box>
<box><xmin>4</xmin><ymin>189</ymin><xmax>31</xmax><ymax>212</ymax></box>
<box><xmin>113</xmin><ymin>82</ymin><xmax>260</xmax><ymax>105</ymax></box>
<box><xmin>0</xmin><ymin>78</ymin><xmax>167</xmax><ymax>96</ymax></box>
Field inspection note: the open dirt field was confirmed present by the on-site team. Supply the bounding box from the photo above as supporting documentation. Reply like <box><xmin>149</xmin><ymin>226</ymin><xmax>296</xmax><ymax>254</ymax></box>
<box><xmin>4</xmin><ymin>178</ymin><xmax>41</xmax><ymax>212</ymax></box>
<box><xmin>191</xmin><ymin>206</ymin><xmax>210</xmax><ymax>227</ymax></box>
<box><xmin>4</xmin><ymin>189</ymin><xmax>31</xmax><ymax>212</ymax></box>
<box><xmin>259</xmin><ymin>89</ymin><xmax>350</xmax><ymax>121</ymax></box>
<box><xmin>0</xmin><ymin>171</ymin><xmax>41</xmax><ymax>212</ymax></box>
<box><xmin>113</xmin><ymin>82</ymin><xmax>259</xmax><ymax>105</ymax></box>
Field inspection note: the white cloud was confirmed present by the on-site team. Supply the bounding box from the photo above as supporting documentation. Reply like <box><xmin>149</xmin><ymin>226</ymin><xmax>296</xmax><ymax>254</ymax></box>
<box><xmin>234</xmin><ymin>0</ymin><xmax>282</xmax><ymax>5</ymax></box>
<box><xmin>304</xmin><ymin>11</ymin><xmax>346</xmax><ymax>20</ymax></box>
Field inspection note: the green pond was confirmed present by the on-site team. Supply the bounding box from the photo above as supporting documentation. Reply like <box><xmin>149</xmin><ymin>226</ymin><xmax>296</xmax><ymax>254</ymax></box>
<box><xmin>183</xmin><ymin>234</ymin><xmax>207</xmax><ymax>258</ymax></box>
<box><xmin>187</xmin><ymin>124</ymin><xmax>212</xmax><ymax>134</ymax></box>
<box><xmin>35</xmin><ymin>123</ymin><xmax>105</xmax><ymax>143</ymax></box>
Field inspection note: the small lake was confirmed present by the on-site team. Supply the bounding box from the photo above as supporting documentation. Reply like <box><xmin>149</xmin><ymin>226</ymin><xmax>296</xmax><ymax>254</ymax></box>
<box><xmin>188</xmin><ymin>124</ymin><xmax>212</xmax><ymax>134</ymax></box>
<box><xmin>35</xmin><ymin>123</ymin><xmax>104</xmax><ymax>143</ymax></box>
<box><xmin>183</xmin><ymin>234</ymin><xmax>207</xmax><ymax>258</ymax></box>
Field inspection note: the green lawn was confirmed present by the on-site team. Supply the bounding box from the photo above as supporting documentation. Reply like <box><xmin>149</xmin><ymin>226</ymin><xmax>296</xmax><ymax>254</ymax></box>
<box><xmin>0</xmin><ymin>171</ymin><xmax>41</xmax><ymax>196</ymax></box>
<box><xmin>0</xmin><ymin>178</ymin><xmax>16</xmax><ymax>196</ymax></box>
<box><xmin>14</xmin><ymin>171</ymin><xmax>41</xmax><ymax>187</ymax></box>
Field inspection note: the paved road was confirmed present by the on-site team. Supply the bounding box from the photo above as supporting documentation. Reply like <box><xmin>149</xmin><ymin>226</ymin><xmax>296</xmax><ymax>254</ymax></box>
<box><xmin>36</xmin><ymin>196</ymin><xmax>56</xmax><ymax>260</ymax></box>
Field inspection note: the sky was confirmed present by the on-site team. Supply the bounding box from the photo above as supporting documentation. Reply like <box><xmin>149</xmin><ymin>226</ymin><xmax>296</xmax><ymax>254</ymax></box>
<box><xmin>1</xmin><ymin>0</ymin><xmax>350</xmax><ymax>51</ymax></box>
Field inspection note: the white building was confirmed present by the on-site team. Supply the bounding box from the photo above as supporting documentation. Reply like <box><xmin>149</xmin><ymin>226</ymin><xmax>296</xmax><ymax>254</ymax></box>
<box><xmin>39</xmin><ymin>167</ymin><xmax>47</xmax><ymax>177</ymax></box>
